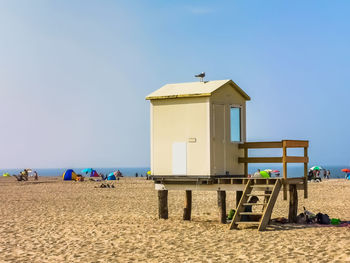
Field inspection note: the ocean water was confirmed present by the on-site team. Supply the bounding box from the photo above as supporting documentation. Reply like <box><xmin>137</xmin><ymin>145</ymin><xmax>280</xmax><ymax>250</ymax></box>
<box><xmin>0</xmin><ymin>165</ymin><xmax>348</xmax><ymax>179</ymax></box>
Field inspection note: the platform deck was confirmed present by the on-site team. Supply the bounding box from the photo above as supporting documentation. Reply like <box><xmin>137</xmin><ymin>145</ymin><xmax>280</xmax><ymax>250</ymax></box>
<box><xmin>153</xmin><ymin>177</ymin><xmax>305</xmax><ymax>191</ymax></box>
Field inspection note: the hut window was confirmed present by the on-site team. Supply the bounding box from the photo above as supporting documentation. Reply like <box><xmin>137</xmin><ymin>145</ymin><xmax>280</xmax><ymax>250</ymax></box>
<box><xmin>230</xmin><ymin>107</ymin><xmax>241</xmax><ymax>142</ymax></box>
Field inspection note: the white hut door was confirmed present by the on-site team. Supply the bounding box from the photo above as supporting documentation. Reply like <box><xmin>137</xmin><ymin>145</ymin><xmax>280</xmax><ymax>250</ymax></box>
<box><xmin>213</xmin><ymin>104</ymin><xmax>225</xmax><ymax>175</ymax></box>
<box><xmin>172</xmin><ymin>142</ymin><xmax>187</xmax><ymax>175</ymax></box>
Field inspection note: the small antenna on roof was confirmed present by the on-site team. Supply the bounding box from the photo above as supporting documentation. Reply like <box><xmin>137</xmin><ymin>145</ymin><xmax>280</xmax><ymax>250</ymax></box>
<box><xmin>195</xmin><ymin>72</ymin><xmax>205</xmax><ymax>82</ymax></box>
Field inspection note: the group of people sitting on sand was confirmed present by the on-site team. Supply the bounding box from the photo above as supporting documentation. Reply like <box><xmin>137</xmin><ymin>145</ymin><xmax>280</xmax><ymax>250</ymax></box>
<box><xmin>13</xmin><ymin>169</ymin><xmax>38</xmax><ymax>181</ymax></box>
<box><xmin>308</xmin><ymin>169</ymin><xmax>331</xmax><ymax>182</ymax></box>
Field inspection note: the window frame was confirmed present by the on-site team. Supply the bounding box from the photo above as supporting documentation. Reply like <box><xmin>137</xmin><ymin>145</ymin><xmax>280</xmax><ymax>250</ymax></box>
<box><xmin>229</xmin><ymin>105</ymin><xmax>243</xmax><ymax>143</ymax></box>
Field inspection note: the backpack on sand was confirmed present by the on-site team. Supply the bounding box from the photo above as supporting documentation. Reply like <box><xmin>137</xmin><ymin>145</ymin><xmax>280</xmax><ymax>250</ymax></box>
<box><xmin>316</xmin><ymin>213</ymin><xmax>330</xmax><ymax>224</ymax></box>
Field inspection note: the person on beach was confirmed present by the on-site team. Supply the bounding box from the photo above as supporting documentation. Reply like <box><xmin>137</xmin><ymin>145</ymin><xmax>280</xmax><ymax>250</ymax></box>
<box><xmin>253</xmin><ymin>169</ymin><xmax>261</xmax><ymax>178</ymax></box>
<box><xmin>316</xmin><ymin>170</ymin><xmax>320</xmax><ymax>177</ymax></box>
<box><xmin>21</xmin><ymin>169</ymin><xmax>29</xmax><ymax>181</ymax></box>
<box><xmin>34</xmin><ymin>171</ymin><xmax>38</xmax><ymax>180</ymax></box>
<box><xmin>326</xmin><ymin>170</ymin><xmax>330</xmax><ymax>179</ymax></box>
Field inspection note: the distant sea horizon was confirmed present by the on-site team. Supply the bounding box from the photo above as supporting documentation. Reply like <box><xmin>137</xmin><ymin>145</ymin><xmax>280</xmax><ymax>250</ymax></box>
<box><xmin>0</xmin><ymin>165</ymin><xmax>349</xmax><ymax>179</ymax></box>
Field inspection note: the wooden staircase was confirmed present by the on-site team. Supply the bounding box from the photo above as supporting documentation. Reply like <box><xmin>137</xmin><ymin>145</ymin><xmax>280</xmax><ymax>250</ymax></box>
<box><xmin>229</xmin><ymin>179</ymin><xmax>282</xmax><ymax>231</ymax></box>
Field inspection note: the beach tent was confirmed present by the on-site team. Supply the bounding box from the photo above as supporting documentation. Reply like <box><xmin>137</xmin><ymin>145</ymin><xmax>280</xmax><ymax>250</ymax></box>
<box><xmin>62</xmin><ymin>169</ymin><xmax>77</xmax><ymax>181</ymax></box>
<box><xmin>82</xmin><ymin>168</ymin><xmax>99</xmax><ymax>177</ymax></box>
<box><xmin>2</xmin><ymin>173</ymin><xmax>10</xmax><ymax>177</ymax></box>
<box><xmin>90</xmin><ymin>170</ymin><xmax>99</xmax><ymax>177</ymax></box>
<box><xmin>107</xmin><ymin>173</ymin><xmax>116</xmax><ymax>180</ymax></box>
<box><xmin>82</xmin><ymin>168</ymin><xmax>93</xmax><ymax>173</ymax></box>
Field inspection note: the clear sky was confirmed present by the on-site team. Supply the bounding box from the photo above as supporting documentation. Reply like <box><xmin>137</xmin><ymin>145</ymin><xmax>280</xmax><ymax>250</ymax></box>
<box><xmin>1</xmin><ymin>0</ymin><xmax>349</xmax><ymax>169</ymax></box>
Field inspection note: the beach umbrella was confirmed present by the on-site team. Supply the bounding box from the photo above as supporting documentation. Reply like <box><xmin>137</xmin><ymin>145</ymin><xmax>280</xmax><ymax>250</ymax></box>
<box><xmin>260</xmin><ymin>171</ymin><xmax>270</xmax><ymax>178</ymax></box>
<box><xmin>272</xmin><ymin>170</ymin><xmax>280</xmax><ymax>173</ymax></box>
<box><xmin>310</xmin><ymin>166</ymin><xmax>323</xmax><ymax>171</ymax></box>
<box><xmin>341</xmin><ymin>168</ymin><xmax>350</xmax><ymax>173</ymax></box>
<box><xmin>147</xmin><ymin>171</ymin><xmax>151</xmax><ymax>175</ymax></box>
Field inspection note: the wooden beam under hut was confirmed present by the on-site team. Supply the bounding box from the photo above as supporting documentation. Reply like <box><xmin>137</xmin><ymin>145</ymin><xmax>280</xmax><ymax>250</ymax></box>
<box><xmin>158</xmin><ymin>190</ymin><xmax>168</xmax><ymax>219</ymax></box>
<box><xmin>288</xmin><ymin>184</ymin><xmax>298</xmax><ymax>223</ymax></box>
<box><xmin>183</xmin><ymin>190</ymin><xmax>192</xmax><ymax>221</ymax></box>
<box><xmin>217</xmin><ymin>190</ymin><xmax>226</xmax><ymax>224</ymax></box>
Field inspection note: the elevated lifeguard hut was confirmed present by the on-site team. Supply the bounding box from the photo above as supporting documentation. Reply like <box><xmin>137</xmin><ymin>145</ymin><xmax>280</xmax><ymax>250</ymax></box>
<box><xmin>146</xmin><ymin>79</ymin><xmax>309</xmax><ymax>231</ymax></box>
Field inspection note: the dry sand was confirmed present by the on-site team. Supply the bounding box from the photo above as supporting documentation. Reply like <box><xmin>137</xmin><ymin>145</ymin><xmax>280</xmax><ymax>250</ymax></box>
<box><xmin>0</xmin><ymin>176</ymin><xmax>349</xmax><ymax>262</ymax></box>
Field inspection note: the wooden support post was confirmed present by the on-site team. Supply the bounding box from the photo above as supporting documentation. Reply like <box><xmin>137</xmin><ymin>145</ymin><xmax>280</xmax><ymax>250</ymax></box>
<box><xmin>282</xmin><ymin>141</ymin><xmax>288</xmax><ymax>200</ymax></box>
<box><xmin>304</xmin><ymin>147</ymin><xmax>308</xmax><ymax>199</ymax></box>
<box><xmin>183</xmin><ymin>190</ymin><xmax>192</xmax><ymax>220</ymax></box>
<box><xmin>217</xmin><ymin>190</ymin><xmax>226</xmax><ymax>224</ymax></box>
<box><xmin>158</xmin><ymin>190</ymin><xmax>168</xmax><ymax>219</ymax></box>
<box><xmin>288</xmin><ymin>184</ymin><xmax>298</xmax><ymax>223</ymax></box>
<box><xmin>236</xmin><ymin>191</ymin><xmax>243</xmax><ymax>208</ymax></box>
<box><xmin>244</xmin><ymin>148</ymin><xmax>248</xmax><ymax>177</ymax></box>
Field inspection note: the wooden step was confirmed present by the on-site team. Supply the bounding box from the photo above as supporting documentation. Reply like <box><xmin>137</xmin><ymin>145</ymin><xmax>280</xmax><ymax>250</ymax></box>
<box><xmin>239</xmin><ymin>212</ymin><xmax>263</xmax><ymax>216</ymax></box>
<box><xmin>243</xmin><ymin>203</ymin><xmax>265</xmax><ymax>206</ymax></box>
<box><xmin>246</xmin><ymin>193</ymin><xmax>271</xmax><ymax>197</ymax></box>
<box><xmin>250</xmin><ymin>184</ymin><xmax>275</xmax><ymax>188</ymax></box>
<box><xmin>235</xmin><ymin>221</ymin><xmax>260</xmax><ymax>225</ymax></box>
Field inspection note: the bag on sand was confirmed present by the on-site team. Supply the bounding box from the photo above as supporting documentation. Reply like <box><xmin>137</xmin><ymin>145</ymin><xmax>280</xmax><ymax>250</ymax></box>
<box><xmin>316</xmin><ymin>213</ymin><xmax>330</xmax><ymax>224</ymax></box>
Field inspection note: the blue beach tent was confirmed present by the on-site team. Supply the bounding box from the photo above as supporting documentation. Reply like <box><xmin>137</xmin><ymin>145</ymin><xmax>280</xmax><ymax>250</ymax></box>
<box><xmin>107</xmin><ymin>173</ymin><xmax>116</xmax><ymax>180</ymax></box>
<box><xmin>63</xmin><ymin>169</ymin><xmax>77</xmax><ymax>181</ymax></box>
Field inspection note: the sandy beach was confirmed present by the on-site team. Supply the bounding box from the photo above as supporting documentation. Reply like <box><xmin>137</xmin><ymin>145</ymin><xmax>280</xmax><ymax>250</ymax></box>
<box><xmin>0</xmin><ymin>177</ymin><xmax>349</xmax><ymax>262</ymax></box>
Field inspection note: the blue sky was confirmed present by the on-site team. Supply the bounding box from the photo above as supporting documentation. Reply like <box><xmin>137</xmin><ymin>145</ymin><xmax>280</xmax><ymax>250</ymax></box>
<box><xmin>1</xmin><ymin>0</ymin><xmax>349</xmax><ymax>168</ymax></box>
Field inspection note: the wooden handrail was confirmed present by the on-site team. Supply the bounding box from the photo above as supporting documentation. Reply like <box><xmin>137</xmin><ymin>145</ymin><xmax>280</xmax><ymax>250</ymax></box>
<box><xmin>238</xmin><ymin>139</ymin><xmax>309</xmax><ymax>200</ymax></box>
<box><xmin>239</xmin><ymin>141</ymin><xmax>282</xmax><ymax>149</ymax></box>
<box><xmin>239</xmin><ymin>140</ymin><xmax>308</xmax><ymax>149</ymax></box>
<box><xmin>239</xmin><ymin>157</ymin><xmax>283</xmax><ymax>163</ymax></box>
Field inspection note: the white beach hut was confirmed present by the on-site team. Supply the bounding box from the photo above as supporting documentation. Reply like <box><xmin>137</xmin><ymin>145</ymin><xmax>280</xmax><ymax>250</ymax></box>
<box><xmin>146</xmin><ymin>79</ymin><xmax>250</xmax><ymax>177</ymax></box>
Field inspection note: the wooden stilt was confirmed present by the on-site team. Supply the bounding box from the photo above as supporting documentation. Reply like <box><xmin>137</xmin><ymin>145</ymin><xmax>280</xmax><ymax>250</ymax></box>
<box><xmin>183</xmin><ymin>190</ymin><xmax>192</xmax><ymax>220</ymax></box>
<box><xmin>282</xmin><ymin>141</ymin><xmax>288</xmax><ymax>200</ymax></box>
<box><xmin>288</xmin><ymin>184</ymin><xmax>298</xmax><ymax>223</ymax></box>
<box><xmin>217</xmin><ymin>190</ymin><xmax>226</xmax><ymax>224</ymax></box>
<box><xmin>158</xmin><ymin>190</ymin><xmax>168</xmax><ymax>219</ymax></box>
<box><xmin>236</xmin><ymin>191</ymin><xmax>243</xmax><ymax>208</ymax></box>
<box><xmin>304</xmin><ymin>147</ymin><xmax>308</xmax><ymax>198</ymax></box>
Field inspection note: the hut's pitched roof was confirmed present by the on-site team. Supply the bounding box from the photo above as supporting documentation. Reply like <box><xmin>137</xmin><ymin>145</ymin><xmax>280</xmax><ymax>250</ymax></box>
<box><xmin>145</xmin><ymin>79</ymin><xmax>250</xmax><ymax>100</ymax></box>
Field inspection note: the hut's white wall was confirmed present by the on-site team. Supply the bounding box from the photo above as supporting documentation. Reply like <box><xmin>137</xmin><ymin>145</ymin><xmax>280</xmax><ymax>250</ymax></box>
<box><xmin>151</xmin><ymin>97</ymin><xmax>210</xmax><ymax>176</ymax></box>
<box><xmin>210</xmin><ymin>83</ymin><xmax>246</xmax><ymax>175</ymax></box>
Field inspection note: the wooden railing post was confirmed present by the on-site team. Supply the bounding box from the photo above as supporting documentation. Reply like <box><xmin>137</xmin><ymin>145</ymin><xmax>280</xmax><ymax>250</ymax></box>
<box><xmin>244</xmin><ymin>147</ymin><xmax>248</xmax><ymax>177</ymax></box>
<box><xmin>282</xmin><ymin>141</ymin><xmax>288</xmax><ymax>200</ymax></box>
<box><xmin>304</xmin><ymin>147</ymin><xmax>308</xmax><ymax>198</ymax></box>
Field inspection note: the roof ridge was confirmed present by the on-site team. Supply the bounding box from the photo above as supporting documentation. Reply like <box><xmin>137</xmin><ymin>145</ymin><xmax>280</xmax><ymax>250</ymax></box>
<box><xmin>146</xmin><ymin>79</ymin><xmax>250</xmax><ymax>101</ymax></box>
